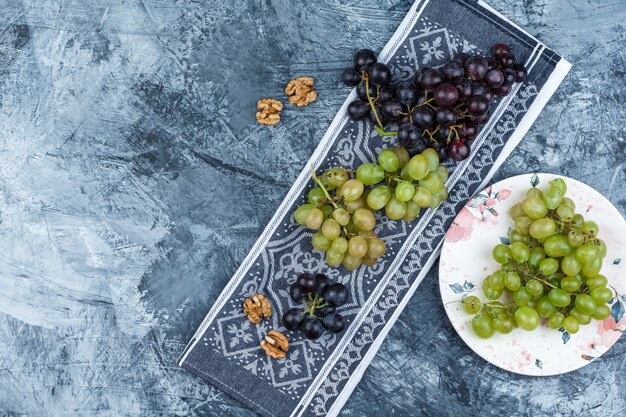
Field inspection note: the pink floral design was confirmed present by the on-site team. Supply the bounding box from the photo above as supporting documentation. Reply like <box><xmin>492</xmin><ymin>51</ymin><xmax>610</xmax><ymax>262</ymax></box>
<box><xmin>446</xmin><ymin>207</ymin><xmax>474</xmax><ymax>243</ymax></box>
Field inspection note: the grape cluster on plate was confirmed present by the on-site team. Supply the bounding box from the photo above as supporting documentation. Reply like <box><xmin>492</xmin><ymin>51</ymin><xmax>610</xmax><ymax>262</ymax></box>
<box><xmin>342</xmin><ymin>44</ymin><xmax>526</xmax><ymax>161</ymax></box>
<box><xmin>294</xmin><ymin>146</ymin><xmax>448</xmax><ymax>268</ymax></box>
<box><xmin>463</xmin><ymin>178</ymin><xmax>612</xmax><ymax>339</ymax></box>
<box><xmin>282</xmin><ymin>273</ymin><xmax>348</xmax><ymax>340</ymax></box>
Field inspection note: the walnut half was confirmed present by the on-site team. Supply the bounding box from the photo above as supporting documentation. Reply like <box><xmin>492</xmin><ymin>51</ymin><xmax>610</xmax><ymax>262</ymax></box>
<box><xmin>256</xmin><ymin>98</ymin><xmax>283</xmax><ymax>126</ymax></box>
<box><xmin>243</xmin><ymin>294</ymin><xmax>273</xmax><ymax>324</ymax></box>
<box><xmin>260</xmin><ymin>330</ymin><xmax>289</xmax><ymax>359</ymax></box>
<box><xmin>285</xmin><ymin>76</ymin><xmax>317</xmax><ymax>107</ymax></box>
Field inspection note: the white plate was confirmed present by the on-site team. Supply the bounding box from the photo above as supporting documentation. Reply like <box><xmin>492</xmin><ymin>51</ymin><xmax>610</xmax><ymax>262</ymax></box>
<box><xmin>439</xmin><ymin>173</ymin><xmax>626</xmax><ymax>376</ymax></box>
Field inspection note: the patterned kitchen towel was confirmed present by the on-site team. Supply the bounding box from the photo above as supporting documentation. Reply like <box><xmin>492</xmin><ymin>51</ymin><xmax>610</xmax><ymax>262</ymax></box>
<box><xmin>178</xmin><ymin>0</ymin><xmax>571</xmax><ymax>416</ymax></box>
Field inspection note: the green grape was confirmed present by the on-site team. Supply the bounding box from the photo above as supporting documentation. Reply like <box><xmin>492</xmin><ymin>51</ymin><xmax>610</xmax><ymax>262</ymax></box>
<box><xmin>312</xmin><ymin>232</ymin><xmax>332</xmax><ymax>251</ymax></box>
<box><xmin>367</xmin><ymin>185</ymin><xmax>392</xmax><ymax>210</ymax></box>
<box><xmin>563</xmin><ymin>316</ymin><xmax>579</xmax><ymax>334</ymax></box>
<box><xmin>580</xmin><ymin>220</ymin><xmax>599</xmax><ymax>235</ymax></box>
<box><xmin>346</xmin><ymin>220</ymin><xmax>359</xmax><ymax>234</ymax></box>
<box><xmin>526</xmin><ymin>279</ymin><xmax>544</xmax><ymax>296</ymax></box>
<box><xmin>569</xmin><ymin>214</ymin><xmax>583</xmax><ymax>230</ymax></box>
<box><xmin>504</xmin><ymin>272</ymin><xmax>521</xmax><ymax>291</ymax></box>
<box><xmin>560</xmin><ymin>197</ymin><xmax>576</xmax><ymax>209</ymax></box>
<box><xmin>549</xmin><ymin>178</ymin><xmax>567</xmax><ymax>195</ymax></box>
<box><xmin>548</xmin><ymin>312</ymin><xmax>565</xmax><ymax>329</ymax></box>
<box><xmin>352</xmin><ymin>208</ymin><xmax>376</xmax><ymax>231</ymax></box>
<box><xmin>514</xmin><ymin>216</ymin><xmax>533</xmax><ymax>234</ymax></box>
<box><xmin>331</xmin><ymin>237</ymin><xmax>348</xmax><ymax>254</ymax></box>
<box><xmin>539</xmin><ymin>258</ymin><xmax>559</xmax><ymax>276</ymax></box>
<box><xmin>392</xmin><ymin>148</ymin><xmax>410</xmax><ymax>167</ymax></box>
<box><xmin>581</xmin><ymin>256</ymin><xmax>602</xmax><ymax>277</ymax></box>
<box><xmin>366</xmin><ymin>237</ymin><xmax>386</xmax><ymax>259</ymax></box>
<box><xmin>590</xmin><ymin>287</ymin><xmax>613</xmax><ymax>304</ymax></box>
<box><xmin>529</xmin><ymin>218</ymin><xmax>557</xmax><ymax>240</ymax></box>
<box><xmin>395</xmin><ymin>181</ymin><xmax>415</xmax><ymax>202</ymax></box>
<box><xmin>422</xmin><ymin>148</ymin><xmax>440</xmax><ymax>172</ymax></box>
<box><xmin>513</xmin><ymin>286</ymin><xmax>531</xmax><ymax>306</ymax></box>
<box><xmin>348</xmin><ymin>235</ymin><xmax>368</xmax><ymax>258</ymax></box>
<box><xmin>407</xmin><ymin>154</ymin><xmax>430</xmax><ymax>180</ymax></box>
<box><xmin>548</xmin><ymin>288</ymin><xmax>571</xmax><ymax>307</ymax></box>
<box><xmin>434</xmin><ymin>165</ymin><xmax>448</xmax><ymax>182</ymax></box>
<box><xmin>294</xmin><ymin>203</ymin><xmax>314</xmax><ymax>225</ymax></box>
<box><xmin>472</xmin><ymin>314</ymin><xmax>495</xmax><ymax>339</ymax></box>
<box><xmin>403</xmin><ymin>201</ymin><xmax>420</xmax><ymax>222</ymax></box>
<box><xmin>515</xmin><ymin>306</ymin><xmax>540</xmax><ymax>331</ymax></box>
<box><xmin>509</xmin><ymin>203</ymin><xmax>525</xmax><ymax>220</ymax></box>
<box><xmin>510</xmin><ymin>242</ymin><xmax>530</xmax><ymax>263</ymax></box>
<box><xmin>482</xmin><ymin>279</ymin><xmax>503</xmax><ymax>300</ymax></box>
<box><xmin>385</xmin><ymin>196</ymin><xmax>406</xmax><ymax>220</ymax></box>
<box><xmin>341</xmin><ymin>179</ymin><xmax>364</xmax><ymax>202</ymax></box>
<box><xmin>528</xmin><ymin>247</ymin><xmax>546</xmax><ymax>267</ymax></box>
<box><xmin>542</xmin><ymin>186</ymin><xmax>563</xmax><ymax>210</ymax></box>
<box><xmin>591</xmin><ymin>304</ymin><xmax>611</xmax><ymax>320</ymax></box>
<box><xmin>586</xmin><ymin>274</ymin><xmax>608</xmax><ymax>289</ymax></box>
<box><xmin>543</xmin><ymin>234</ymin><xmax>572</xmax><ymax>257</ymax></box>
<box><xmin>377</xmin><ymin>149</ymin><xmax>401</xmax><ymax>173</ymax></box>
<box><xmin>492</xmin><ymin>244</ymin><xmax>511</xmax><ymax>264</ymax></box>
<box><xmin>429</xmin><ymin>188</ymin><xmax>448</xmax><ymax>209</ymax></box>
<box><xmin>320</xmin><ymin>205</ymin><xmax>334</xmax><ymax>219</ymax></box>
<box><xmin>549</xmin><ymin>277</ymin><xmax>562</xmax><ymax>289</ymax></box>
<box><xmin>333</xmin><ymin>208</ymin><xmax>350</xmax><ymax>226</ymax></box>
<box><xmin>356</xmin><ymin>163</ymin><xmax>385</xmax><ymax>185</ymax></box>
<box><xmin>307</xmin><ymin>187</ymin><xmax>326</xmax><ymax>205</ymax></box>
<box><xmin>575</xmin><ymin>242</ymin><xmax>599</xmax><ymax>265</ymax></box>
<box><xmin>462</xmin><ymin>295</ymin><xmax>481</xmax><ymax>314</ymax></box>
<box><xmin>574</xmin><ymin>294</ymin><xmax>597</xmax><ymax>315</ymax></box>
<box><xmin>598</xmin><ymin>240</ymin><xmax>607</xmax><ymax>258</ymax></box>
<box><xmin>412</xmin><ymin>187</ymin><xmax>433</xmax><ymax>207</ymax></box>
<box><xmin>344</xmin><ymin>197</ymin><xmax>366</xmax><ymax>213</ymax></box>
<box><xmin>489</xmin><ymin>270</ymin><xmax>506</xmax><ymax>291</ymax></box>
<box><xmin>526</xmin><ymin>188</ymin><xmax>542</xmax><ymax>199</ymax></box>
<box><xmin>323</xmin><ymin>168</ymin><xmax>349</xmax><ymax>188</ymax></box>
<box><xmin>342</xmin><ymin>253</ymin><xmax>362</xmax><ymax>271</ymax></box>
<box><xmin>561</xmin><ymin>254</ymin><xmax>582</xmax><ymax>276</ymax></box>
<box><xmin>567</xmin><ymin>230</ymin><xmax>585</xmax><ymax>248</ymax></box>
<box><xmin>306</xmin><ymin>207</ymin><xmax>324</xmax><ymax>229</ymax></box>
<box><xmin>536</xmin><ymin>296</ymin><xmax>556</xmax><ymax>318</ymax></box>
<box><xmin>400</xmin><ymin>164</ymin><xmax>412</xmax><ymax>180</ymax></box>
<box><xmin>570</xmin><ymin>308</ymin><xmax>591</xmax><ymax>325</ymax></box>
<box><xmin>560</xmin><ymin>275</ymin><xmax>581</xmax><ymax>293</ymax></box>
<box><xmin>325</xmin><ymin>249</ymin><xmax>344</xmax><ymax>267</ymax></box>
<box><xmin>508</xmin><ymin>229</ymin><xmax>531</xmax><ymax>244</ymax></box>
<box><xmin>493</xmin><ymin>315</ymin><xmax>516</xmax><ymax>334</ymax></box>
<box><xmin>556</xmin><ymin>204</ymin><xmax>574</xmax><ymax>220</ymax></box>
<box><xmin>362</xmin><ymin>255</ymin><xmax>377</xmax><ymax>267</ymax></box>
<box><xmin>522</xmin><ymin>195</ymin><xmax>547</xmax><ymax>220</ymax></box>
<box><xmin>321</xmin><ymin>219</ymin><xmax>341</xmax><ymax>240</ymax></box>
<box><xmin>418</xmin><ymin>173</ymin><xmax>444</xmax><ymax>194</ymax></box>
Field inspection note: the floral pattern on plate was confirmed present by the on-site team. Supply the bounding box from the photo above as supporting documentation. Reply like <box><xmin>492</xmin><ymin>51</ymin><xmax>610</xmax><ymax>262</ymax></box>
<box><xmin>439</xmin><ymin>173</ymin><xmax>626</xmax><ymax>376</ymax></box>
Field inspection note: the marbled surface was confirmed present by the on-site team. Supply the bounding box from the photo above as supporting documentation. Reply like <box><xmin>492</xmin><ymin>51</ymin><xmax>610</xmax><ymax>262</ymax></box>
<box><xmin>0</xmin><ymin>0</ymin><xmax>624</xmax><ymax>416</ymax></box>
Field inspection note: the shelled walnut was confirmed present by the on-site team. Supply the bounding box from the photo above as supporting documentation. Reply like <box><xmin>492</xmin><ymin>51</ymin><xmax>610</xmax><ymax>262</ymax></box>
<box><xmin>243</xmin><ymin>294</ymin><xmax>273</xmax><ymax>324</ymax></box>
<box><xmin>285</xmin><ymin>76</ymin><xmax>317</xmax><ymax>107</ymax></box>
<box><xmin>256</xmin><ymin>98</ymin><xmax>283</xmax><ymax>126</ymax></box>
<box><xmin>260</xmin><ymin>330</ymin><xmax>289</xmax><ymax>359</ymax></box>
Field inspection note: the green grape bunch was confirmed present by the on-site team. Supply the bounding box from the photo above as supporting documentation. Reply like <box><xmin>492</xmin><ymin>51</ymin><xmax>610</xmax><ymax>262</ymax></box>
<box><xmin>294</xmin><ymin>147</ymin><xmax>449</xmax><ymax>269</ymax></box>
<box><xmin>463</xmin><ymin>178</ymin><xmax>612</xmax><ymax>339</ymax></box>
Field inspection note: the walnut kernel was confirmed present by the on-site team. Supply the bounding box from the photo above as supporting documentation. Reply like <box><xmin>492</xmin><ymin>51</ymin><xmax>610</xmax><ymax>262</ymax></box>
<box><xmin>285</xmin><ymin>76</ymin><xmax>317</xmax><ymax>107</ymax></box>
<box><xmin>256</xmin><ymin>98</ymin><xmax>283</xmax><ymax>126</ymax></box>
<box><xmin>243</xmin><ymin>294</ymin><xmax>273</xmax><ymax>324</ymax></box>
<box><xmin>260</xmin><ymin>330</ymin><xmax>289</xmax><ymax>359</ymax></box>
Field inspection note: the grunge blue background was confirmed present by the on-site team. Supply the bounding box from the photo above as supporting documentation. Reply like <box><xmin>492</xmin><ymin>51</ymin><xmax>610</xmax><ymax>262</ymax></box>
<box><xmin>0</xmin><ymin>1</ymin><xmax>624</xmax><ymax>416</ymax></box>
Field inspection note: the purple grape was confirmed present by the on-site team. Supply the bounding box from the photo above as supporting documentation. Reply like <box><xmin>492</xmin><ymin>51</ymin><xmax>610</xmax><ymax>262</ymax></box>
<box><xmin>484</xmin><ymin>89</ymin><xmax>494</xmax><ymax>101</ymax></box>
<box><xmin>405</xmin><ymin>138</ymin><xmax>428</xmax><ymax>156</ymax></box>
<box><xmin>282</xmin><ymin>308</ymin><xmax>305</xmax><ymax>331</ymax></box>
<box><xmin>356</xmin><ymin>82</ymin><xmax>377</xmax><ymax>101</ymax></box>
<box><xmin>354</xmin><ymin>49</ymin><xmax>377</xmax><ymax>71</ymax></box>
<box><xmin>347</xmin><ymin>100</ymin><xmax>371</xmax><ymax>120</ymax></box>
<box><xmin>396</xmin><ymin>82</ymin><xmax>417</xmax><ymax>105</ymax></box>
<box><xmin>442</xmin><ymin>61</ymin><xmax>465</xmax><ymax>83</ymax></box>
<box><xmin>302</xmin><ymin>317</ymin><xmax>324</xmax><ymax>340</ymax></box>
<box><xmin>456</xmin><ymin>80</ymin><xmax>473</xmax><ymax>101</ymax></box>
<box><xmin>502</xmin><ymin>68</ymin><xmax>516</xmax><ymax>87</ymax></box>
<box><xmin>471</xmin><ymin>82</ymin><xmax>489</xmax><ymax>97</ymax></box>
<box><xmin>452</xmin><ymin>52</ymin><xmax>470</xmax><ymax>65</ymax></box>
<box><xmin>413</xmin><ymin>67</ymin><xmax>431</xmax><ymax>87</ymax></box>
<box><xmin>317</xmin><ymin>304</ymin><xmax>336</xmax><ymax>317</ymax></box>
<box><xmin>513</xmin><ymin>64</ymin><xmax>527</xmax><ymax>82</ymax></box>
<box><xmin>486</xmin><ymin>57</ymin><xmax>499</xmax><ymax>70</ymax></box>
<box><xmin>492</xmin><ymin>43</ymin><xmax>510</xmax><ymax>57</ymax></box>
<box><xmin>290</xmin><ymin>284</ymin><xmax>305</xmax><ymax>302</ymax></box>
<box><xmin>322</xmin><ymin>313</ymin><xmax>346</xmax><ymax>334</ymax></box>
<box><xmin>342</xmin><ymin>68</ymin><xmax>361</xmax><ymax>87</ymax></box>
<box><xmin>465</xmin><ymin>56</ymin><xmax>489</xmax><ymax>81</ymax></box>
<box><xmin>314</xmin><ymin>273</ymin><xmax>330</xmax><ymax>297</ymax></box>
<box><xmin>381</xmin><ymin>99</ymin><xmax>403</xmax><ymax>120</ymax></box>
<box><xmin>497</xmin><ymin>52</ymin><xmax>515</xmax><ymax>68</ymax></box>
<box><xmin>433</xmin><ymin>141</ymin><xmax>448</xmax><ymax>159</ymax></box>
<box><xmin>378</xmin><ymin>85</ymin><xmax>395</xmax><ymax>102</ymax></box>
<box><xmin>369</xmin><ymin>63</ymin><xmax>392</xmax><ymax>86</ymax></box>
<box><xmin>435</xmin><ymin>126</ymin><xmax>451</xmax><ymax>142</ymax></box>
<box><xmin>369</xmin><ymin>104</ymin><xmax>384</xmax><ymax>124</ymax></box>
<box><xmin>411</xmin><ymin>106</ymin><xmax>434</xmax><ymax>128</ymax></box>
<box><xmin>447</xmin><ymin>139</ymin><xmax>470</xmax><ymax>161</ymax></box>
<box><xmin>467</xmin><ymin>95</ymin><xmax>490</xmax><ymax>115</ymax></box>
<box><xmin>460</xmin><ymin>120</ymin><xmax>478</xmax><ymax>140</ymax></box>
<box><xmin>435</xmin><ymin>108</ymin><xmax>457</xmax><ymax>126</ymax></box>
<box><xmin>397</xmin><ymin>124</ymin><xmax>421</xmax><ymax>149</ymax></box>
<box><xmin>470</xmin><ymin>112</ymin><xmax>490</xmax><ymax>124</ymax></box>
<box><xmin>433</xmin><ymin>83</ymin><xmax>459</xmax><ymax>107</ymax></box>
<box><xmin>297</xmin><ymin>272</ymin><xmax>317</xmax><ymax>293</ymax></box>
<box><xmin>484</xmin><ymin>69</ymin><xmax>504</xmax><ymax>88</ymax></box>
<box><xmin>324</xmin><ymin>283</ymin><xmax>349</xmax><ymax>306</ymax></box>
<box><xmin>420</xmin><ymin>68</ymin><xmax>443</xmax><ymax>91</ymax></box>
<box><xmin>493</xmin><ymin>84</ymin><xmax>512</xmax><ymax>96</ymax></box>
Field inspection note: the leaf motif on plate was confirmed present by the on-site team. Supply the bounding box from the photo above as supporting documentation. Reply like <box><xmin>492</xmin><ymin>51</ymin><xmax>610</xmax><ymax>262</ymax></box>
<box><xmin>469</xmin><ymin>194</ymin><xmax>488</xmax><ymax>208</ymax></box>
<box><xmin>449</xmin><ymin>283</ymin><xmax>465</xmax><ymax>294</ymax></box>
<box><xmin>559</xmin><ymin>328</ymin><xmax>570</xmax><ymax>344</ymax></box>
<box><xmin>535</xmin><ymin>359</ymin><xmax>543</xmax><ymax>369</ymax></box>
<box><xmin>613</xmin><ymin>258</ymin><xmax>621</xmax><ymax>265</ymax></box>
<box><xmin>463</xmin><ymin>280</ymin><xmax>475</xmax><ymax>291</ymax></box>
<box><xmin>499</xmin><ymin>236</ymin><xmax>510</xmax><ymax>245</ymax></box>
<box><xmin>611</xmin><ymin>300</ymin><xmax>624</xmax><ymax>323</ymax></box>
<box><xmin>530</xmin><ymin>173</ymin><xmax>539</xmax><ymax>187</ymax></box>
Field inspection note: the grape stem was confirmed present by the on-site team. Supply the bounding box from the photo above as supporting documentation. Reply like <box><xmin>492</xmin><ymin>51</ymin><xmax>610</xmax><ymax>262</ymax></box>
<box><xmin>310</xmin><ymin>166</ymin><xmax>339</xmax><ymax>210</ymax></box>
<box><xmin>362</xmin><ymin>72</ymin><xmax>397</xmax><ymax>137</ymax></box>
<box><xmin>302</xmin><ymin>294</ymin><xmax>326</xmax><ymax>318</ymax></box>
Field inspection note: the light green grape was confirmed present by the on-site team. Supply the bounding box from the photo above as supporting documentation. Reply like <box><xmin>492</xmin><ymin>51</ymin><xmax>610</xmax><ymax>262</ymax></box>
<box><xmin>509</xmin><ymin>203</ymin><xmax>525</xmax><ymax>220</ymax></box>
<box><xmin>412</xmin><ymin>187</ymin><xmax>433</xmax><ymax>207</ymax></box>
<box><xmin>352</xmin><ymin>208</ymin><xmax>376</xmax><ymax>231</ymax></box>
<box><xmin>434</xmin><ymin>165</ymin><xmax>448</xmax><ymax>182</ymax></box>
<box><xmin>367</xmin><ymin>185</ymin><xmax>392</xmax><ymax>210</ymax></box>
<box><xmin>356</xmin><ymin>163</ymin><xmax>385</xmax><ymax>186</ymax></box>
<box><xmin>385</xmin><ymin>196</ymin><xmax>406</xmax><ymax>220</ymax></box>
<box><xmin>548</xmin><ymin>312</ymin><xmax>565</xmax><ymax>329</ymax></box>
<box><xmin>489</xmin><ymin>270</ymin><xmax>506</xmax><ymax>291</ymax></box>
<box><xmin>332</xmin><ymin>208</ymin><xmax>350</xmax><ymax>226</ymax></box>
<box><xmin>504</xmin><ymin>272</ymin><xmax>521</xmax><ymax>291</ymax></box>
<box><xmin>515</xmin><ymin>306</ymin><xmax>540</xmax><ymax>331</ymax></box>
<box><xmin>323</xmin><ymin>168</ymin><xmax>349</xmax><ymax>188</ymax></box>
<box><xmin>549</xmin><ymin>178</ymin><xmax>567</xmax><ymax>195</ymax></box>
<box><xmin>325</xmin><ymin>249</ymin><xmax>343</xmax><ymax>267</ymax></box>
<box><xmin>586</xmin><ymin>274</ymin><xmax>608</xmax><ymax>289</ymax></box>
<box><xmin>570</xmin><ymin>308</ymin><xmax>591</xmax><ymax>325</ymax></box>
<box><xmin>429</xmin><ymin>188</ymin><xmax>448</xmax><ymax>208</ymax></box>
<box><xmin>522</xmin><ymin>195</ymin><xmax>547</xmax><ymax>220</ymax></box>
<box><xmin>563</xmin><ymin>316</ymin><xmax>579</xmax><ymax>334</ymax></box>
<box><xmin>494</xmin><ymin>315</ymin><xmax>516</xmax><ymax>334</ymax></box>
<box><xmin>590</xmin><ymin>287</ymin><xmax>613</xmax><ymax>304</ymax></box>
<box><xmin>421</xmin><ymin>148</ymin><xmax>440</xmax><ymax>172</ymax></box>
<box><xmin>567</xmin><ymin>230</ymin><xmax>585</xmax><ymax>248</ymax></box>
<box><xmin>581</xmin><ymin>255</ymin><xmax>602</xmax><ymax>277</ymax></box>
<box><xmin>510</xmin><ymin>242</ymin><xmax>530</xmax><ymax>263</ymax></box>
<box><xmin>561</xmin><ymin>254</ymin><xmax>582</xmax><ymax>276</ymax></box>
<box><xmin>543</xmin><ymin>234</ymin><xmax>572</xmax><ymax>257</ymax></box>
<box><xmin>341</xmin><ymin>179</ymin><xmax>364</xmax><ymax>201</ymax></box>
<box><xmin>472</xmin><ymin>314</ymin><xmax>495</xmax><ymax>338</ymax></box>
<box><xmin>556</xmin><ymin>203</ymin><xmax>574</xmax><ymax>220</ymax></box>
<box><xmin>581</xmin><ymin>220</ymin><xmax>599</xmax><ymax>235</ymax></box>
<box><xmin>462</xmin><ymin>295</ymin><xmax>481</xmax><ymax>314</ymax></box>
<box><xmin>348</xmin><ymin>235</ymin><xmax>368</xmax><ymax>258</ymax></box>
<box><xmin>539</xmin><ymin>258</ymin><xmax>559</xmax><ymax>276</ymax></box>
<box><xmin>419</xmin><ymin>173</ymin><xmax>444</xmax><ymax>194</ymax></box>
<box><xmin>514</xmin><ymin>216</ymin><xmax>533</xmax><ymax>234</ymax></box>
<box><xmin>403</xmin><ymin>201</ymin><xmax>420</xmax><ymax>222</ymax></box>
<box><xmin>294</xmin><ymin>203</ymin><xmax>314</xmax><ymax>225</ymax></box>
<box><xmin>377</xmin><ymin>149</ymin><xmax>401</xmax><ymax>172</ymax></box>
<box><xmin>528</xmin><ymin>247</ymin><xmax>546</xmax><ymax>267</ymax></box>
<box><xmin>513</xmin><ymin>286</ymin><xmax>532</xmax><ymax>306</ymax></box>
<box><xmin>321</xmin><ymin>219</ymin><xmax>341</xmax><ymax>240</ymax></box>
<box><xmin>560</xmin><ymin>275</ymin><xmax>581</xmax><ymax>293</ymax></box>
<box><xmin>591</xmin><ymin>304</ymin><xmax>611</xmax><ymax>320</ymax></box>
<box><xmin>575</xmin><ymin>242</ymin><xmax>599</xmax><ymax>265</ymax></box>
<box><xmin>306</xmin><ymin>207</ymin><xmax>324</xmax><ymax>229</ymax></box>
<box><xmin>526</xmin><ymin>279</ymin><xmax>544</xmax><ymax>296</ymax></box>
<box><xmin>529</xmin><ymin>218</ymin><xmax>556</xmax><ymax>240</ymax></box>
<box><xmin>312</xmin><ymin>232</ymin><xmax>332</xmax><ymax>251</ymax></box>
<box><xmin>331</xmin><ymin>237</ymin><xmax>348</xmax><ymax>254</ymax></box>
<box><xmin>307</xmin><ymin>187</ymin><xmax>326</xmax><ymax>205</ymax></box>
<box><xmin>342</xmin><ymin>254</ymin><xmax>362</xmax><ymax>271</ymax></box>
<box><xmin>392</xmin><ymin>148</ymin><xmax>410</xmax><ymax>167</ymax></box>
<box><xmin>407</xmin><ymin>154</ymin><xmax>429</xmax><ymax>180</ymax></box>
<box><xmin>395</xmin><ymin>181</ymin><xmax>415</xmax><ymax>202</ymax></box>
<box><xmin>548</xmin><ymin>288</ymin><xmax>571</xmax><ymax>308</ymax></box>
<box><xmin>542</xmin><ymin>186</ymin><xmax>563</xmax><ymax>209</ymax></box>
<box><xmin>492</xmin><ymin>244</ymin><xmax>511</xmax><ymax>264</ymax></box>
<box><xmin>536</xmin><ymin>296</ymin><xmax>556</xmax><ymax>318</ymax></box>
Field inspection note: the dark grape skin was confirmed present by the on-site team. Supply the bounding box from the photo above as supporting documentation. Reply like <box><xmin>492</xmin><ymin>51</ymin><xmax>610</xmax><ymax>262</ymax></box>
<box><xmin>433</xmin><ymin>83</ymin><xmax>459</xmax><ymax>107</ymax></box>
<box><xmin>484</xmin><ymin>69</ymin><xmax>504</xmax><ymax>88</ymax></box>
<box><xmin>317</xmin><ymin>304</ymin><xmax>336</xmax><ymax>317</ymax></box>
<box><xmin>492</xmin><ymin>43</ymin><xmax>510</xmax><ymax>56</ymax></box>
<box><xmin>456</xmin><ymin>81</ymin><xmax>473</xmax><ymax>101</ymax></box>
<box><xmin>297</xmin><ymin>272</ymin><xmax>317</xmax><ymax>293</ymax></box>
<box><xmin>502</xmin><ymin>68</ymin><xmax>516</xmax><ymax>87</ymax></box>
<box><xmin>413</xmin><ymin>67</ymin><xmax>431</xmax><ymax>87</ymax></box>
<box><xmin>420</xmin><ymin>68</ymin><xmax>444</xmax><ymax>91</ymax></box>
<box><xmin>452</xmin><ymin>52</ymin><xmax>470</xmax><ymax>65</ymax></box>
<box><xmin>396</xmin><ymin>83</ymin><xmax>417</xmax><ymax>105</ymax></box>
<box><xmin>369</xmin><ymin>63</ymin><xmax>392</xmax><ymax>86</ymax></box>
<box><xmin>397</xmin><ymin>124</ymin><xmax>421</xmax><ymax>149</ymax></box>
<box><xmin>467</xmin><ymin>95</ymin><xmax>490</xmax><ymax>115</ymax></box>
<box><xmin>435</xmin><ymin>125</ymin><xmax>451</xmax><ymax>142</ymax></box>
<box><xmin>405</xmin><ymin>138</ymin><xmax>428</xmax><ymax>156</ymax></box>
<box><xmin>486</xmin><ymin>57</ymin><xmax>499</xmax><ymax>70</ymax></box>
<box><xmin>282</xmin><ymin>308</ymin><xmax>305</xmax><ymax>331</ymax></box>
<box><xmin>471</xmin><ymin>82</ymin><xmax>489</xmax><ymax>97</ymax></box>
<box><xmin>322</xmin><ymin>313</ymin><xmax>346</xmax><ymax>334</ymax></box>
<box><xmin>497</xmin><ymin>52</ymin><xmax>515</xmax><ymax>68</ymax></box>
<box><xmin>447</xmin><ymin>139</ymin><xmax>470</xmax><ymax>161</ymax></box>
<box><xmin>290</xmin><ymin>284</ymin><xmax>305</xmax><ymax>303</ymax></box>
<box><xmin>314</xmin><ymin>273</ymin><xmax>330</xmax><ymax>297</ymax></box>
<box><xmin>435</xmin><ymin>108</ymin><xmax>457</xmax><ymax>126</ymax></box>
<box><xmin>465</xmin><ymin>56</ymin><xmax>489</xmax><ymax>81</ymax></box>
<box><xmin>411</xmin><ymin>106</ymin><xmax>434</xmax><ymax>128</ymax></box>
<box><xmin>381</xmin><ymin>99</ymin><xmax>403</xmax><ymax>120</ymax></box>
<box><xmin>356</xmin><ymin>82</ymin><xmax>377</xmax><ymax>101</ymax></box>
<box><xmin>341</xmin><ymin>68</ymin><xmax>361</xmax><ymax>87</ymax></box>
<box><xmin>302</xmin><ymin>317</ymin><xmax>325</xmax><ymax>340</ymax></box>
<box><xmin>354</xmin><ymin>49</ymin><xmax>377</xmax><ymax>71</ymax></box>
<box><xmin>493</xmin><ymin>84</ymin><xmax>512</xmax><ymax>96</ymax></box>
<box><xmin>347</xmin><ymin>100</ymin><xmax>371</xmax><ymax>121</ymax></box>
<box><xmin>369</xmin><ymin>104</ymin><xmax>385</xmax><ymax>125</ymax></box>
<box><xmin>441</xmin><ymin>61</ymin><xmax>465</xmax><ymax>83</ymax></box>
<box><xmin>433</xmin><ymin>142</ymin><xmax>448</xmax><ymax>159</ymax></box>
<box><xmin>460</xmin><ymin>120</ymin><xmax>478</xmax><ymax>140</ymax></box>
<box><xmin>484</xmin><ymin>90</ymin><xmax>494</xmax><ymax>101</ymax></box>
<box><xmin>470</xmin><ymin>111</ymin><xmax>490</xmax><ymax>124</ymax></box>
<box><xmin>378</xmin><ymin>86</ymin><xmax>395</xmax><ymax>102</ymax></box>
<box><xmin>513</xmin><ymin>64</ymin><xmax>527</xmax><ymax>82</ymax></box>
<box><xmin>324</xmin><ymin>283</ymin><xmax>349</xmax><ymax>306</ymax></box>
